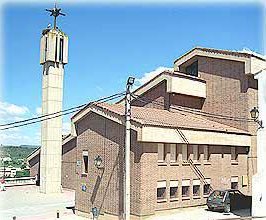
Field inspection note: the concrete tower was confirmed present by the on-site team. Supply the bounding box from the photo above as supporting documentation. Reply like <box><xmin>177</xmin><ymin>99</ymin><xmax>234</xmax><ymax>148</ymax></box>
<box><xmin>39</xmin><ymin>6</ymin><xmax>68</xmax><ymax>193</ymax></box>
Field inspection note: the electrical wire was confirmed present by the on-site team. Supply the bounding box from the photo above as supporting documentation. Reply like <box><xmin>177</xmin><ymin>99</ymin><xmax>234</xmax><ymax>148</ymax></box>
<box><xmin>0</xmin><ymin>92</ymin><xmax>125</xmax><ymax>131</ymax></box>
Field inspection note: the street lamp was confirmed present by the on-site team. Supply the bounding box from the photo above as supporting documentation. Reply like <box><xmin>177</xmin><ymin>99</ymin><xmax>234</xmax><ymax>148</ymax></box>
<box><xmin>250</xmin><ymin>107</ymin><xmax>263</xmax><ymax>129</ymax></box>
<box><xmin>127</xmin><ymin>77</ymin><xmax>135</xmax><ymax>87</ymax></box>
<box><xmin>94</xmin><ymin>155</ymin><xmax>103</xmax><ymax>169</ymax></box>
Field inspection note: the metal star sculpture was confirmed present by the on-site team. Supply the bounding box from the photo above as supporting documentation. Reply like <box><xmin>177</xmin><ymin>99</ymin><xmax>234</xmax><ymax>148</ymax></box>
<box><xmin>46</xmin><ymin>4</ymin><xmax>66</xmax><ymax>29</ymax></box>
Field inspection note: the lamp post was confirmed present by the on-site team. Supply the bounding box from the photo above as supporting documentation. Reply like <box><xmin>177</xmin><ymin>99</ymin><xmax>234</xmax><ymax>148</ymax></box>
<box><xmin>94</xmin><ymin>155</ymin><xmax>103</xmax><ymax>169</ymax></box>
<box><xmin>250</xmin><ymin>107</ymin><xmax>263</xmax><ymax>129</ymax></box>
<box><xmin>124</xmin><ymin>76</ymin><xmax>135</xmax><ymax>220</ymax></box>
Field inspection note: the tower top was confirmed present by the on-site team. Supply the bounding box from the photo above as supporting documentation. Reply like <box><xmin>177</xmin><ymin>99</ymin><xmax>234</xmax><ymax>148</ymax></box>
<box><xmin>46</xmin><ymin>4</ymin><xmax>66</xmax><ymax>29</ymax></box>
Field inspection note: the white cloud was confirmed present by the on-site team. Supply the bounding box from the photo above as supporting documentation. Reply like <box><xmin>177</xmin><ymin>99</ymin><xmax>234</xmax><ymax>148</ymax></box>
<box><xmin>62</xmin><ymin>122</ymin><xmax>71</xmax><ymax>135</ymax></box>
<box><xmin>36</xmin><ymin>107</ymin><xmax>42</xmax><ymax>115</ymax></box>
<box><xmin>135</xmin><ymin>66</ymin><xmax>173</xmax><ymax>87</ymax></box>
<box><xmin>0</xmin><ymin>132</ymin><xmax>32</xmax><ymax>146</ymax></box>
<box><xmin>0</xmin><ymin>101</ymin><xmax>29</xmax><ymax>118</ymax></box>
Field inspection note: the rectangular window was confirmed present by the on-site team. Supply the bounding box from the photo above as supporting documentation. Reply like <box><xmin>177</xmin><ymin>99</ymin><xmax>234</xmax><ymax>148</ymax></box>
<box><xmin>82</xmin><ymin>151</ymin><xmax>89</xmax><ymax>174</ymax></box>
<box><xmin>193</xmin><ymin>179</ymin><xmax>200</xmax><ymax>197</ymax></box>
<box><xmin>182</xmin><ymin>180</ymin><xmax>190</xmax><ymax>198</ymax></box>
<box><xmin>158</xmin><ymin>143</ymin><xmax>166</xmax><ymax>163</ymax></box>
<box><xmin>193</xmin><ymin>145</ymin><xmax>199</xmax><ymax>161</ymax></box>
<box><xmin>170</xmin><ymin>144</ymin><xmax>177</xmax><ymax>162</ymax></box>
<box><xmin>182</xmin><ymin>144</ymin><xmax>188</xmax><ymax>161</ymax></box>
<box><xmin>59</xmin><ymin>38</ymin><xmax>64</xmax><ymax>62</ymax></box>
<box><xmin>170</xmin><ymin>180</ymin><xmax>178</xmax><ymax>199</ymax></box>
<box><xmin>157</xmin><ymin>181</ymin><xmax>166</xmax><ymax>201</ymax></box>
<box><xmin>185</xmin><ymin>61</ymin><xmax>198</xmax><ymax>77</ymax></box>
<box><xmin>231</xmin><ymin>176</ymin><xmax>238</xmax><ymax>189</ymax></box>
<box><xmin>44</xmin><ymin>36</ymin><xmax>48</xmax><ymax>61</ymax></box>
<box><xmin>55</xmin><ymin>37</ymin><xmax>58</xmax><ymax>61</ymax></box>
<box><xmin>231</xmin><ymin>147</ymin><xmax>238</xmax><ymax>161</ymax></box>
<box><xmin>203</xmin><ymin>145</ymin><xmax>210</xmax><ymax>161</ymax></box>
<box><xmin>204</xmin><ymin>179</ymin><xmax>211</xmax><ymax>196</ymax></box>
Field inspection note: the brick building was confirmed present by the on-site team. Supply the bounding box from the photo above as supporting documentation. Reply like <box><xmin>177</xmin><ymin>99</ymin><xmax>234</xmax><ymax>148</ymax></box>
<box><xmin>71</xmin><ymin>47</ymin><xmax>265</xmax><ymax>219</ymax></box>
<box><xmin>28</xmin><ymin>47</ymin><xmax>266</xmax><ymax>219</ymax></box>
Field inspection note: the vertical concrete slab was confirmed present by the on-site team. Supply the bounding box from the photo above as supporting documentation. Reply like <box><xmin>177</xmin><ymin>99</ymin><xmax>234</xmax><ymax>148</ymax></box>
<box><xmin>39</xmin><ymin>29</ymin><xmax>68</xmax><ymax>194</ymax></box>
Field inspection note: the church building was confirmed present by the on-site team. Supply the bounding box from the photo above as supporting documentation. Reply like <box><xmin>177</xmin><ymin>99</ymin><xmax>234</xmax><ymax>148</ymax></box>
<box><xmin>28</xmin><ymin>46</ymin><xmax>265</xmax><ymax>219</ymax></box>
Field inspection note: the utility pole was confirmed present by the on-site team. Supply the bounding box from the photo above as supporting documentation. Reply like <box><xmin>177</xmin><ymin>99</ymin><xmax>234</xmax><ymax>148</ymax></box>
<box><xmin>124</xmin><ymin>77</ymin><xmax>135</xmax><ymax>220</ymax></box>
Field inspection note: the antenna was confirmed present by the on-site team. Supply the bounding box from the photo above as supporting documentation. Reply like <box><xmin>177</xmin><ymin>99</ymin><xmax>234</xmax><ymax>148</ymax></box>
<box><xmin>45</xmin><ymin>3</ymin><xmax>66</xmax><ymax>29</ymax></box>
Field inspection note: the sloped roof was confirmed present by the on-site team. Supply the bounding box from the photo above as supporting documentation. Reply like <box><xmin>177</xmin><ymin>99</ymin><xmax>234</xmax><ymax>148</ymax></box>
<box><xmin>91</xmin><ymin>102</ymin><xmax>249</xmax><ymax>135</ymax></box>
<box><xmin>174</xmin><ymin>47</ymin><xmax>266</xmax><ymax>64</ymax></box>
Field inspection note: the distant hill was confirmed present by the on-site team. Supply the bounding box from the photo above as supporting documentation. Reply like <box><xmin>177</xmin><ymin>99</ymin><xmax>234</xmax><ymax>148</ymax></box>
<box><xmin>0</xmin><ymin>146</ymin><xmax>38</xmax><ymax>161</ymax></box>
<box><xmin>0</xmin><ymin>145</ymin><xmax>40</xmax><ymax>149</ymax></box>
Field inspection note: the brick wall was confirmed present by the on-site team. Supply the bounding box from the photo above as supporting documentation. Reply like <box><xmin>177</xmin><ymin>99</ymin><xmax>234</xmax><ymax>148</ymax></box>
<box><xmin>196</xmin><ymin>56</ymin><xmax>257</xmax><ymax>132</ymax></box>
<box><xmin>62</xmin><ymin>137</ymin><xmax>77</xmax><ymax>190</ymax></box>
<box><xmin>140</xmin><ymin>143</ymin><xmax>248</xmax><ymax>215</ymax></box>
<box><xmin>75</xmin><ymin>112</ymin><xmax>141</xmax><ymax>217</ymax></box>
<box><xmin>132</xmin><ymin>81</ymin><xmax>169</xmax><ymax>109</ymax></box>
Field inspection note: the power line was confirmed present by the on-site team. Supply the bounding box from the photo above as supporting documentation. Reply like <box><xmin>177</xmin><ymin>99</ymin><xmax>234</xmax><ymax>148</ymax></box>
<box><xmin>0</xmin><ymin>92</ymin><xmax>125</xmax><ymax>131</ymax></box>
<box><xmin>131</xmin><ymin>93</ymin><xmax>254</xmax><ymax>123</ymax></box>
<box><xmin>0</xmin><ymin>104</ymin><xmax>86</xmax><ymax>127</ymax></box>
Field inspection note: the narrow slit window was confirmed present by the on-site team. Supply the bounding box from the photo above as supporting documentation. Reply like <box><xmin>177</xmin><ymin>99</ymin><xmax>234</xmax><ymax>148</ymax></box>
<box><xmin>182</xmin><ymin>144</ymin><xmax>188</xmax><ymax>161</ymax></box>
<box><xmin>158</xmin><ymin>143</ymin><xmax>166</xmax><ymax>163</ymax></box>
<box><xmin>231</xmin><ymin>147</ymin><xmax>238</xmax><ymax>161</ymax></box>
<box><xmin>82</xmin><ymin>151</ymin><xmax>89</xmax><ymax>174</ymax></box>
<box><xmin>170</xmin><ymin>144</ymin><xmax>177</xmax><ymax>162</ymax></box>
<box><xmin>203</xmin><ymin>145</ymin><xmax>210</xmax><ymax>161</ymax></box>
<box><xmin>59</xmin><ymin>38</ymin><xmax>64</xmax><ymax>62</ymax></box>
<box><xmin>193</xmin><ymin>145</ymin><xmax>199</xmax><ymax>161</ymax></box>
<box><xmin>44</xmin><ymin>37</ymin><xmax>48</xmax><ymax>61</ymax></box>
<box><xmin>55</xmin><ymin>37</ymin><xmax>58</xmax><ymax>61</ymax></box>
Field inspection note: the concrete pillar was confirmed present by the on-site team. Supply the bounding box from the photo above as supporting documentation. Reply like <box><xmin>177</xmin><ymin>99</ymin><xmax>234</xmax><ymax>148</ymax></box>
<box><xmin>39</xmin><ymin>28</ymin><xmax>68</xmax><ymax>193</ymax></box>
<box><xmin>252</xmin><ymin>70</ymin><xmax>266</xmax><ymax>216</ymax></box>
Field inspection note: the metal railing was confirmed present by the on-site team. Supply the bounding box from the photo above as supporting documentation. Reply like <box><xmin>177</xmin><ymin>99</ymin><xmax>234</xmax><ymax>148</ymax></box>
<box><xmin>3</xmin><ymin>176</ymin><xmax>36</xmax><ymax>187</ymax></box>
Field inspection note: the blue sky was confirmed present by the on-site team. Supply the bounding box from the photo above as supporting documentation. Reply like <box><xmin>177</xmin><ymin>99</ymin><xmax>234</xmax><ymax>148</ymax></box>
<box><xmin>0</xmin><ymin>2</ymin><xmax>264</xmax><ymax>145</ymax></box>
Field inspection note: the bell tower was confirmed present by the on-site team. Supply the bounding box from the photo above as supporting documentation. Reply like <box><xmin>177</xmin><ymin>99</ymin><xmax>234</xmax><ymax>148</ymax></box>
<box><xmin>39</xmin><ymin>5</ymin><xmax>68</xmax><ymax>193</ymax></box>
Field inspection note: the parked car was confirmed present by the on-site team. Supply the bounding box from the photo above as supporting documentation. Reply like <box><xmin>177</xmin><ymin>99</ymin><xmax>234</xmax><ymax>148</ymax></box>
<box><xmin>207</xmin><ymin>189</ymin><xmax>251</xmax><ymax>213</ymax></box>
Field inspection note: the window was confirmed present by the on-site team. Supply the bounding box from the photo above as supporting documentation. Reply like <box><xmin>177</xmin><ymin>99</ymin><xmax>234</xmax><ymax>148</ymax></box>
<box><xmin>203</xmin><ymin>178</ymin><xmax>211</xmax><ymax>196</ymax></box>
<box><xmin>158</xmin><ymin>143</ymin><xmax>166</xmax><ymax>163</ymax></box>
<box><xmin>231</xmin><ymin>147</ymin><xmax>238</xmax><ymax>161</ymax></box>
<box><xmin>193</xmin><ymin>179</ymin><xmax>200</xmax><ymax>197</ymax></box>
<box><xmin>182</xmin><ymin>144</ymin><xmax>188</xmax><ymax>161</ymax></box>
<box><xmin>182</xmin><ymin>180</ymin><xmax>190</xmax><ymax>198</ymax></box>
<box><xmin>231</xmin><ymin>176</ymin><xmax>238</xmax><ymax>189</ymax></box>
<box><xmin>203</xmin><ymin>145</ymin><xmax>210</xmax><ymax>161</ymax></box>
<box><xmin>170</xmin><ymin>144</ymin><xmax>177</xmax><ymax>163</ymax></box>
<box><xmin>44</xmin><ymin>36</ymin><xmax>48</xmax><ymax>61</ymax></box>
<box><xmin>59</xmin><ymin>38</ymin><xmax>64</xmax><ymax>62</ymax></box>
<box><xmin>170</xmin><ymin>180</ymin><xmax>178</xmax><ymax>199</ymax></box>
<box><xmin>157</xmin><ymin>181</ymin><xmax>166</xmax><ymax>201</ymax></box>
<box><xmin>193</xmin><ymin>145</ymin><xmax>199</xmax><ymax>161</ymax></box>
<box><xmin>55</xmin><ymin>37</ymin><xmax>58</xmax><ymax>61</ymax></box>
<box><xmin>82</xmin><ymin>151</ymin><xmax>89</xmax><ymax>174</ymax></box>
<box><xmin>185</xmin><ymin>61</ymin><xmax>198</xmax><ymax>77</ymax></box>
